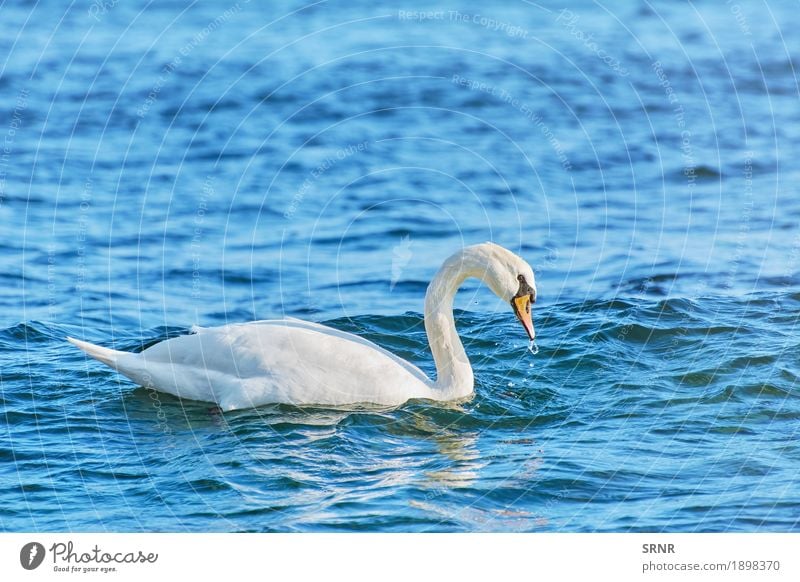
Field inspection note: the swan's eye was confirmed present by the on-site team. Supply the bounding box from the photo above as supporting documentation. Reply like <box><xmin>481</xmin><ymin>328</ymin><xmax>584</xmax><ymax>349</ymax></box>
<box><xmin>517</xmin><ymin>274</ymin><xmax>525</xmax><ymax>282</ymax></box>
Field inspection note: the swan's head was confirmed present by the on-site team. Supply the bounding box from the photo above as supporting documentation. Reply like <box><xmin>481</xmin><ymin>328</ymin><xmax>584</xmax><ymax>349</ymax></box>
<box><xmin>470</xmin><ymin>242</ymin><xmax>537</xmax><ymax>340</ymax></box>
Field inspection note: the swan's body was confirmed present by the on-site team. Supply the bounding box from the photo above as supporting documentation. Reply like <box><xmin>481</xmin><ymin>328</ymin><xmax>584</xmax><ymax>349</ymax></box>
<box><xmin>69</xmin><ymin>319</ymin><xmax>436</xmax><ymax>409</ymax></box>
<box><xmin>68</xmin><ymin>243</ymin><xmax>536</xmax><ymax>410</ymax></box>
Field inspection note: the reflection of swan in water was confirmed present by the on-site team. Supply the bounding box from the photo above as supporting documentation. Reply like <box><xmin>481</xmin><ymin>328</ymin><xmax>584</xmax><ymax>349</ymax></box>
<box><xmin>68</xmin><ymin>243</ymin><xmax>536</xmax><ymax>410</ymax></box>
<box><xmin>424</xmin><ymin>430</ymin><xmax>483</xmax><ymax>489</ymax></box>
<box><xmin>409</xmin><ymin>424</ymin><xmax>549</xmax><ymax>531</ymax></box>
<box><xmin>404</xmin><ymin>412</ymin><xmax>484</xmax><ymax>490</ymax></box>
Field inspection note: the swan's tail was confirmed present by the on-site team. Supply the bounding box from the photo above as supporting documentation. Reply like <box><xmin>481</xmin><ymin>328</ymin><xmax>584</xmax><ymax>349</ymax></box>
<box><xmin>67</xmin><ymin>337</ymin><xmax>127</xmax><ymax>369</ymax></box>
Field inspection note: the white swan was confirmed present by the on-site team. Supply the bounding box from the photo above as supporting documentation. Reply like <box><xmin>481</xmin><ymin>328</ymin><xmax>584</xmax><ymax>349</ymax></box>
<box><xmin>67</xmin><ymin>242</ymin><xmax>536</xmax><ymax>410</ymax></box>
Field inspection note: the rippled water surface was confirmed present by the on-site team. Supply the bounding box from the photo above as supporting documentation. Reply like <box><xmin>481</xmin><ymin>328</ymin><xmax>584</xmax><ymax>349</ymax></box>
<box><xmin>2</xmin><ymin>1</ymin><xmax>799</xmax><ymax>532</ymax></box>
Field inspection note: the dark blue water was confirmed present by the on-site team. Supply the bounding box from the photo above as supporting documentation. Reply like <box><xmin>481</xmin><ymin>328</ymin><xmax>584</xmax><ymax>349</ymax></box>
<box><xmin>2</xmin><ymin>0</ymin><xmax>799</xmax><ymax>532</ymax></box>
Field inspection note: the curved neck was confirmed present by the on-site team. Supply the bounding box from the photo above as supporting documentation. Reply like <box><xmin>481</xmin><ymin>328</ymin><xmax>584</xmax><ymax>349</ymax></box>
<box><xmin>423</xmin><ymin>248</ymin><xmax>489</xmax><ymax>399</ymax></box>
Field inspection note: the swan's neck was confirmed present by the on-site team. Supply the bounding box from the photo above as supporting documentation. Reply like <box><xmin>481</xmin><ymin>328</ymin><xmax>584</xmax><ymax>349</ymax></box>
<box><xmin>423</xmin><ymin>249</ymin><xmax>488</xmax><ymax>399</ymax></box>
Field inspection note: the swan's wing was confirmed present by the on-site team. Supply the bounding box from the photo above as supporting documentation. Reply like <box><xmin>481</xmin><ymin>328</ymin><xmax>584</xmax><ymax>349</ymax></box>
<box><xmin>268</xmin><ymin>318</ymin><xmax>431</xmax><ymax>382</ymax></box>
<box><xmin>188</xmin><ymin>318</ymin><xmax>429</xmax><ymax>384</ymax></box>
<box><xmin>133</xmin><ymin>319</ymin><xmax>431</xmax><ymax>409</ymax></box>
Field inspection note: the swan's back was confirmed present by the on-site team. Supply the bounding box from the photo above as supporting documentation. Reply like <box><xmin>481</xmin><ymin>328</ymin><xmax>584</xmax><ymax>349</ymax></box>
<box><xmin>88</xmin><ymin>320</ymin><xmax>432</xmax><ymax>410</ymax></box>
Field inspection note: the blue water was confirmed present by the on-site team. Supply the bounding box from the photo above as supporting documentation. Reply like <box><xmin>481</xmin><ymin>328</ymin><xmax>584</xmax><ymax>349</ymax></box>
<box><xmin>2</xmin><ymin>1</ymin><xmax>799</xmax><ymax>532</ymax></box>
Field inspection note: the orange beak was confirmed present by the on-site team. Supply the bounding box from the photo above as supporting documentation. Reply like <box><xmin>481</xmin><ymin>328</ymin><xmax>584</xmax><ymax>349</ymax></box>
<box><xmin>512</xmin><ymin>294</ymin><xmax>535</xmax><ymax>340</ymax></box>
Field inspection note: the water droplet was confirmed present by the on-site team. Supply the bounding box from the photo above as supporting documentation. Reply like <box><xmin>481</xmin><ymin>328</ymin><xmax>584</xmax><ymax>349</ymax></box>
<box><xmin>528</xmin><ymin>340</ymin><xmax>539</xmax><ymax>356</ymax></box>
